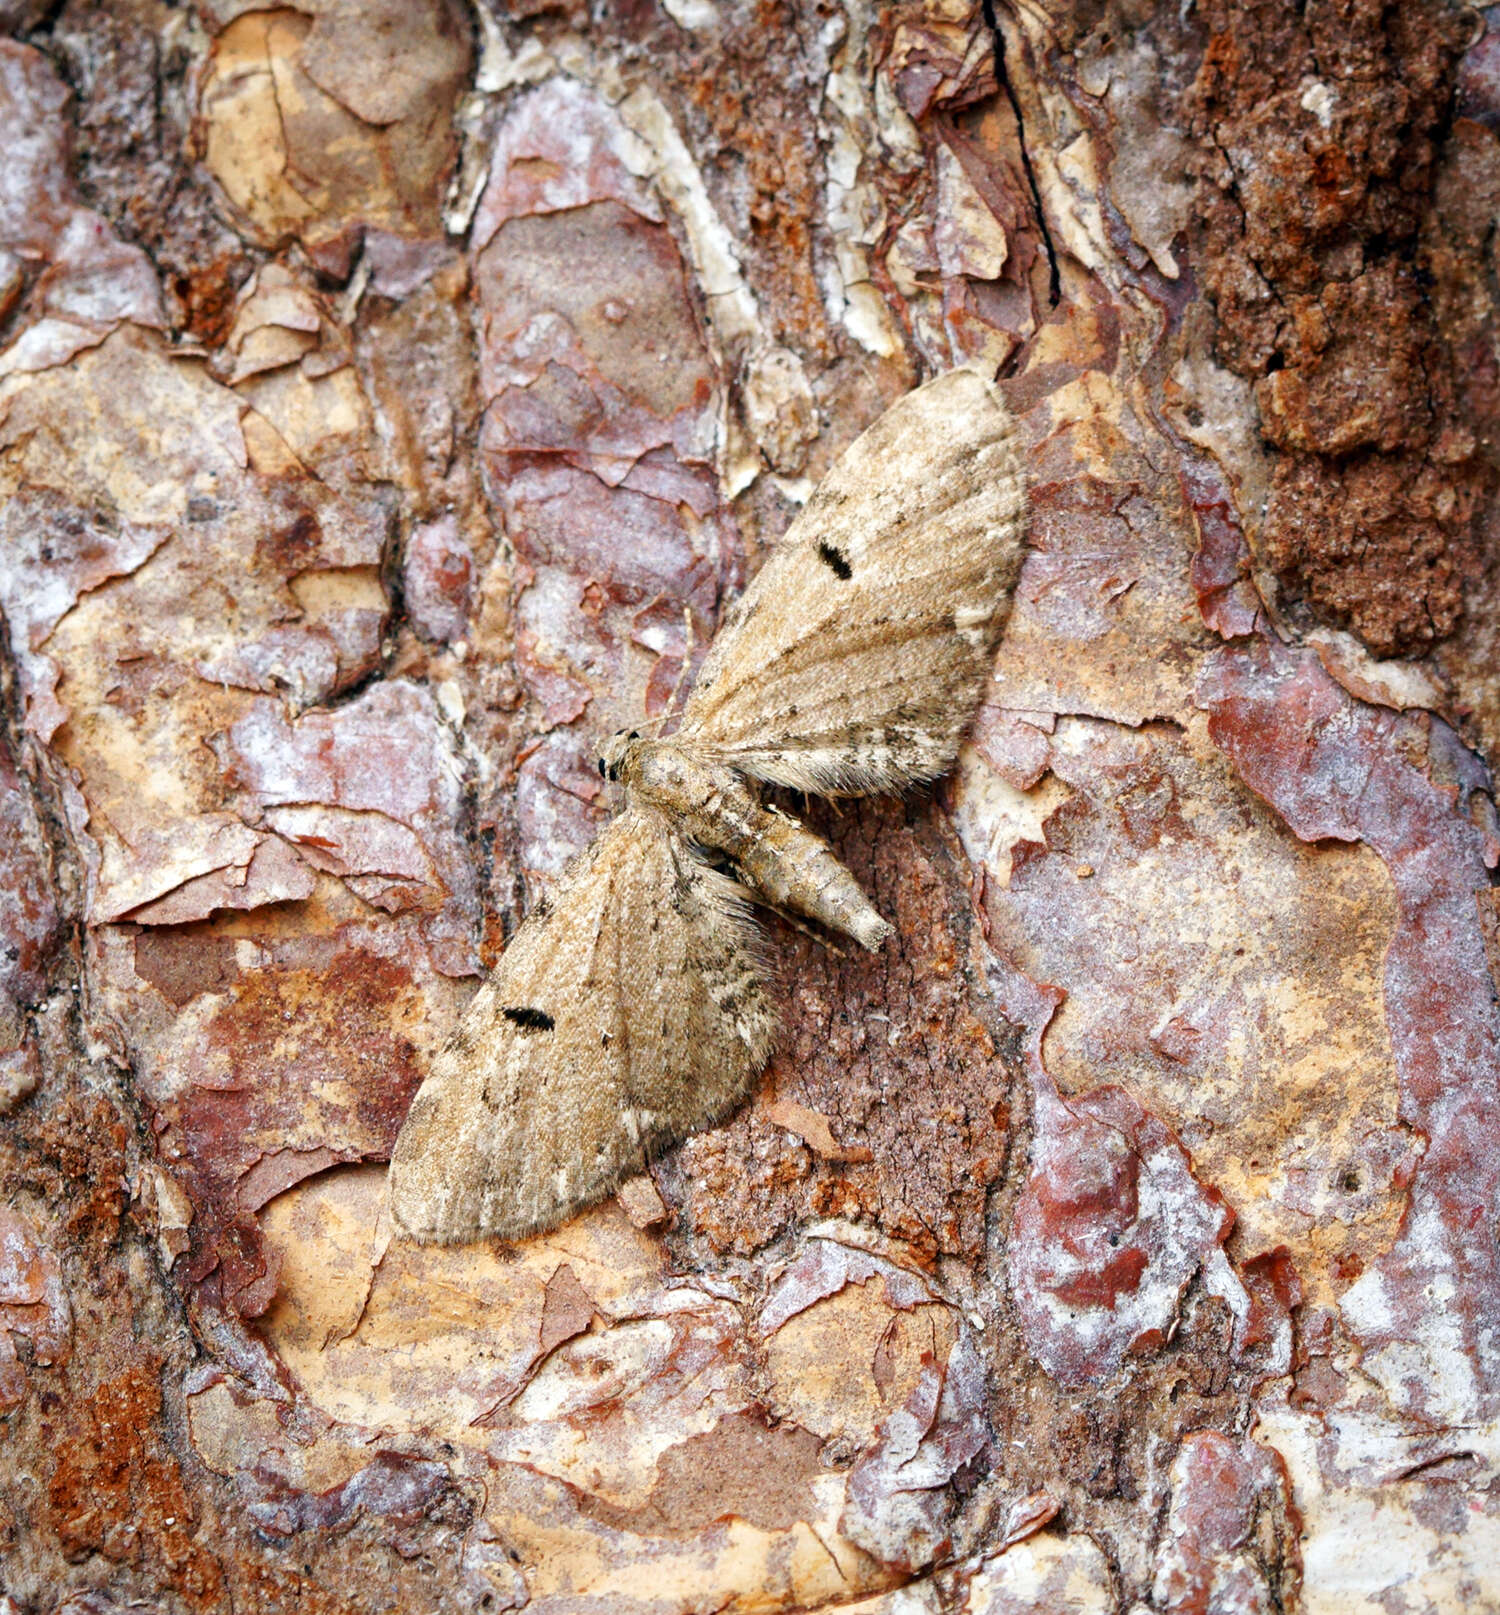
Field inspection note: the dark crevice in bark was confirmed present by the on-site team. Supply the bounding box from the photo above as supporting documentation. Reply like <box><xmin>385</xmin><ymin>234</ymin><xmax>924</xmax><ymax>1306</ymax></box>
<box><xmin>983</xmin><ymin>0</ymin><xmax>1060</xmax><ymax>308</ymax></box>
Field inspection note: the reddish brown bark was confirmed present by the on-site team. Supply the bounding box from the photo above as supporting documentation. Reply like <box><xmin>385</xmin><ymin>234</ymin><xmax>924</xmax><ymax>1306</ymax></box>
<box><xmin>1</xmin><ymin>2</ymin><xmax>1497</xmax><ymax>1611</ymax></box>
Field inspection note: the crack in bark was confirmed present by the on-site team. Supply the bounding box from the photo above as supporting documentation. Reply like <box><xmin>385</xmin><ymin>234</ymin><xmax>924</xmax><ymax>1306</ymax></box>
<box><xmin>982</xmin><ymin>0</ymin><xmax>1060</xmax><ymax>309</ymax></box>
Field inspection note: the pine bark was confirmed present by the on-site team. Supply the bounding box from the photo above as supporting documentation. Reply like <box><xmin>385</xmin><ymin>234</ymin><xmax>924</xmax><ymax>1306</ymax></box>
<box><xmin>1</xmin><ymin>2</ymin><xmax>1497</xmax><ymax>1611</ymax></box>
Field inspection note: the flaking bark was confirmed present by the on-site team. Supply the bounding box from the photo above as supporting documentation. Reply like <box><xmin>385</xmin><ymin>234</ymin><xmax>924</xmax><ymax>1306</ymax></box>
<box><xmin>0</xmin><ymin>3</ymin><xmax>1496</xmax><ymax>1612</ymax></box>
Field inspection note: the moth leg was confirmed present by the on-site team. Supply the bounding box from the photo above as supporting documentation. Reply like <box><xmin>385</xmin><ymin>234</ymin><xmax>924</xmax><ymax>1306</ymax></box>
<box><xmin>748</xmin><ymin>895</ymin><xmax>852</xmax><ymax>960</ymax></box>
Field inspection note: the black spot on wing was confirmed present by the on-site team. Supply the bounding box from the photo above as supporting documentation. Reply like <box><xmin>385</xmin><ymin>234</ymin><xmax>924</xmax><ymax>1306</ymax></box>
<box><xmin>817</xmin><ymin>541</ymin><xmax>853</xmax><ymax>580</ymax></box>
<box><xmin>502</xmin><ymin>1005</ymin><xmax>555</xmax><ymax>1033</ymax></box>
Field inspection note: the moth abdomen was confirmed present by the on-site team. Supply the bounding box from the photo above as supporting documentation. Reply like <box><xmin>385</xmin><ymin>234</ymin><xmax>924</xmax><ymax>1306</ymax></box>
<box><xmin>736</xmin><ymin>808</ymin><xmax>892</xmax><ymax>953</ymax></box>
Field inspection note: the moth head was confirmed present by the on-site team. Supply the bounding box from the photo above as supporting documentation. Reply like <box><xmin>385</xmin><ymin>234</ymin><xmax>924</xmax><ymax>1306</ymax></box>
<box><xmin>597</xmin><ymin>728</ymin><xmax>641</xmax><ymax>783</ymax></box>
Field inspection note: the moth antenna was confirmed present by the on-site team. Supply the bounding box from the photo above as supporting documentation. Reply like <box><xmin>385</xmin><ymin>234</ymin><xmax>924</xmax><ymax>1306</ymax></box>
<box><xmin>661</xmin><ymin>604</ymin><xmax>697</xmax><ymax>722</ymax></box>
<box><xmin>746</xmin><ymin>891</ymin><xmax>852</xmax><ymax>959</ymax></box>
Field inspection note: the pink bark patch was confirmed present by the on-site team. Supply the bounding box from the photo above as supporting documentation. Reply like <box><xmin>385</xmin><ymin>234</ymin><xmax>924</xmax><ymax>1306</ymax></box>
<box><xmin>471</xmin><ymin>80</ymin><xmax>743</xmax><ymax>884</ymax></box>
<box><xmin>1152</xmin><ymin>1429</ymin><xmax>1301</xmax><ymax>1614</ymax></box>
<box><xmin>989</xmin><ymin>955</ymin><xmax>1238</xmax><ymax>1387</ymax></box>
<box><xmin>1199</xmin><ymin>635</ymin><xmax>1500</xmax><ymax>1441</ymax></box>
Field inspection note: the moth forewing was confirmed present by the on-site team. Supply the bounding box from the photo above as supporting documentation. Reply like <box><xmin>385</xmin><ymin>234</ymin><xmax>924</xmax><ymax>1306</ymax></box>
<box><xmin>678</xmin><ymin>365</ymin><xmax>1026</xmax><ymax>795</ymax></box>
<box><xmin>387</xmin><ymin>810</ymin><xmax>775</xmax><ymax>1244</ymax></box>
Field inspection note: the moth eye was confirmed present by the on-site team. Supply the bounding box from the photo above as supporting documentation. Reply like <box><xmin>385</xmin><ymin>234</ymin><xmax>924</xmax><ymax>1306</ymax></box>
<box><xmin>597</xmin><ymin>758</ymin><xmax>607</xmax><ymax>777</ymax></box>
<box><xmin>627</xmin><ymin>730</ymin><xmax>639</xmax><ymax>741</ymax></box>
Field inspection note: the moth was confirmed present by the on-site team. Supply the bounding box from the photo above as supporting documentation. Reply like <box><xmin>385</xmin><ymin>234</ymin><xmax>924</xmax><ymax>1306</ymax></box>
<box><xmin>389</xmin><ymin>366</ymin><xmax>1028</xmax><ymax>1242</ymax></box>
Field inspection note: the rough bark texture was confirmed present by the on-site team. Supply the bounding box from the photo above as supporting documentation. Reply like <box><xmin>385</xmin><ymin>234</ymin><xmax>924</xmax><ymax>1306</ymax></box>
<box><xmin>0</xmin><ymin>1</ymin><xmax>1497</xmax><ymax>1612</ymax></box>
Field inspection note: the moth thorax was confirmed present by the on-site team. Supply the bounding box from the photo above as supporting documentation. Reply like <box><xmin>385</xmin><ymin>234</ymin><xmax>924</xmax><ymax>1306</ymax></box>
<box><xmin>619</xmin><ymin>741</ymin><xmax>744</xmax><ymax>819</ymax></box>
